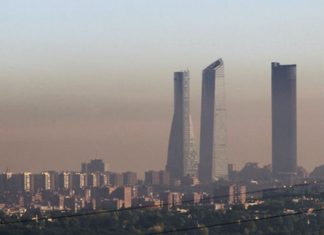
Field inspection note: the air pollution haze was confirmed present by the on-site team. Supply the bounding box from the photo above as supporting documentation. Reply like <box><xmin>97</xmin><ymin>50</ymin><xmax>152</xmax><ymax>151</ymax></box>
<box><xmin>0</xmin><ymin>0</ymin><xmax>323</xmax><ymax>176</ymax></box>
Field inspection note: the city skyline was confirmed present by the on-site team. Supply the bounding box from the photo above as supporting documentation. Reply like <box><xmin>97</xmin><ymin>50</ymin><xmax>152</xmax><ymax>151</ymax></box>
<box><xmin>0</xmin><ymin>1</ymin><xmax>324</xmax><ymax>234</ymax></box>
<box><xmin>0</xmin><ymin>1</ymin><xmax>323</xmax><ymax>175</ymax></box>
<box><xmin>0</xmin><ymin>56</ymin><xmax>323</xmax><ymax>175</ymax></box>
<box><xmin>0</xmin><ymin>59</ymin><xmax>312</xmax><ymax>180</ymax></box>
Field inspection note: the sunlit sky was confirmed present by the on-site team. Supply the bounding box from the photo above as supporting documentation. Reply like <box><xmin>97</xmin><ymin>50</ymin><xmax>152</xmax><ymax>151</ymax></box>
<box><xmin>0</xmin><ymin>0</ymin><xmax>323</xmax><ymax>175</ymax></box>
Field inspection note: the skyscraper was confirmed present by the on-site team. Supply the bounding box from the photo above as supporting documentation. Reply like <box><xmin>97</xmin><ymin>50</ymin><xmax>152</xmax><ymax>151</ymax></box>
<box><xmin>199</xmin><ymin>59</ymin><xmax>227</xmax><ymax>183</ymax></box>
<box><xmin>271</xmin><ymin>62</ymin><xmax>297</xmax><ymax>181</ymax></box>
<box><xmin>166</xmin><ymin>71</ymin><xmax>198</xmax><ymax>180</ymax></box>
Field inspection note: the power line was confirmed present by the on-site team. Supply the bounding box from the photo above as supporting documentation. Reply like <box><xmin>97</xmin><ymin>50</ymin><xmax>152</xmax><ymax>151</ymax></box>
<box><xmin>0</xmin><ymin>180</ymin><xmax>321</xmax><ymax>225</ymax></box>
<box><xmin>146</xmin><ymin>207</ymin><xmax>324</xmax><ymax>235</ymax></box>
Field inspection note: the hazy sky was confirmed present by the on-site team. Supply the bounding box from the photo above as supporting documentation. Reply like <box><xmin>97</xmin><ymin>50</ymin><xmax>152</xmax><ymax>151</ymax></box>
<box><xmin>0</xmin><ymin>0</ymin><xmax>323</xmax><ymax>176</ymax></box>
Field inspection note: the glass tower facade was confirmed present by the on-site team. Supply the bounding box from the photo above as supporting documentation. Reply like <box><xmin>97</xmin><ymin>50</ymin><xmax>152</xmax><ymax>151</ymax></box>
<box><xmin>271</xmin><ymin>62</ymin><xmax>297</xmax><ymax>181</ymax></box>
<box><xmin>199</xmin><ymin>59</ymin><xmax>228</xmax><ymax>183</ymax></box>
<box><xmin>166</xmin><ymin>71</ymin><xmax>198</xmax><ymax>180</ymax></box>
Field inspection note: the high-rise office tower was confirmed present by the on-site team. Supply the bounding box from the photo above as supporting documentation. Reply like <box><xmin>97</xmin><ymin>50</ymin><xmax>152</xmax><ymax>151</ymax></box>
<box><xmin>199</xmin><ymin>59</ymin><xmax>227</xmax><ymax>183</ymax></box>
<box><xmin>81</xmin><ymin>159</ymin><xmax>108</xmax><ymax>173</ymax></box>
<box><xmin>271</xmin><ymin>62</ymin><xmax>297</xmax><ymax>180</ymax></box>
<box><xmin>166</xmin><ymin>71</ymin><xmax>198</xmax><ymax>179</ymax></box>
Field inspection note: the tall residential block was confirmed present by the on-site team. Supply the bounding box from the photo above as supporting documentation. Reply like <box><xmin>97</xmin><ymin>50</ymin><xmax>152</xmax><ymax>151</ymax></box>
<box><xmin>123</xmin><ymin>171</ymin><xmax>138</xmax><ymax>186</ymax></box>
<box><xmin>166</xmin><ymin>71</ymin><xmax>198</xmax><ymax>179</ymax></box>
<box><xmin>271</xmin><ymin>62</ymin><xmax>297</xmax><ymax>180</ymax></box>
<box><xmin>199</xmin><ymin>59</ymin><xmax>228</xmax><ymax>183</ymax></box>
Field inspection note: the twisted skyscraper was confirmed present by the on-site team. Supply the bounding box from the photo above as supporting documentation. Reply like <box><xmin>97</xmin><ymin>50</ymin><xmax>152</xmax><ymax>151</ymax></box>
<box><xmin>199</xmin><ymin>59</ymin><xmax>228</xmax><ymax>183</ymax></box>
<box><xmin>166</xmin><ymin>71</ymin><xmax>199</xmax><ymax>180</ymax></box>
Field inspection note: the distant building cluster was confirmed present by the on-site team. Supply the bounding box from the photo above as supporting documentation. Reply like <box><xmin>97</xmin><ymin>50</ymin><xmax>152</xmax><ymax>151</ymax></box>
<box><xmin>166</xmin><ymin>60</ymin><xmax>299</xmax><ymax>185</ymax></box>
<box><xmin>0</xmin><ymin>161</ymin><xmax>248</xmax><ymax>217</ymax></box>
<box><xmin>0</xmin><ymin>159</ymin><xmax>139</xmax><ymax>214</ymax></box>
<box><xmin>0</xmin><ymin>157</ymin><xmax>322</xmax><ymax>219</ymax></box>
